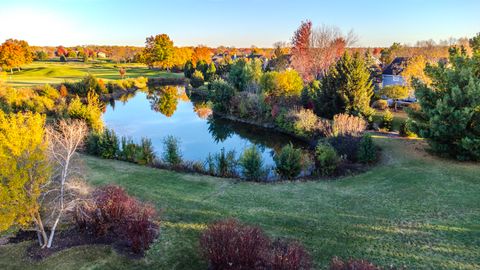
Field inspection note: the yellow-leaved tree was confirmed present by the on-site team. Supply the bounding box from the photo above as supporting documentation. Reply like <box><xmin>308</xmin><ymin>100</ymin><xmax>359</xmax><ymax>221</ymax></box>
<box><xmin>0</xmin><ymin>111</ymin><xmax>50</xmax><ymax>232</ymax></box>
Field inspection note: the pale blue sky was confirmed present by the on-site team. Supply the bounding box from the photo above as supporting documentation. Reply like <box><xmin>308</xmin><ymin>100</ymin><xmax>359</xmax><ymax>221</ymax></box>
<box><xmin>0</xmin><ymin>0</ymin><xmax>478</xmax><ymax>47</ymax></box>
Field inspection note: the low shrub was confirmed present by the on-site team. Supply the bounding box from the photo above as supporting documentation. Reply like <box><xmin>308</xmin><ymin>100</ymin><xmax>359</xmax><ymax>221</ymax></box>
<box><xmin>332</xmin><ymin>114</ymin><xmax>367</xmax><ymax>137</ymax></box>
<box><xmin>399</xmin><ymin>120</ymin><xmax>416</xmax><ymax>138</ymax></box>
<box><xmin>214</xmin><ymin>148</ymin><xmax>237</xmax><ymax>177</ymax></box>
<box><xmin>269</xmin><ymin>239</ymin><xmax>312</xmax><ymax>270</ymax></box>
<box><xmin>200</xmin><ymin>220</ymin><xmax>312</xmax><ymax>270</ymax></box>
<box><xmin>274</xmin><ymin>143</ymin><xmax>303</xmax><ymax>180</ymax></box>
<box><xmin>381</xmin><ymin>110</ymin><xmax>393</xmax><ymax>131</ymax></box>
<box><xmin>200</xmin><ymin>219</ymin><xmax>270</xmax><ymax>270</ymax></box>
<box><xmin>190</xmin><ymin>70</ymin><xmax>205</xmax><ymax>88</ymax></box>
<box><xmin>97</xmin><ymin>129</ymin><xmax>120</xmax><ymax>159</ymax></box>
<box><xmin>329</xmin><ymin>257</ymin><xmax>381</xmax><ymax>270</ymax></box>
<box><xmin>327</xmin><ymin>135</ymin><xmax>361</xmax><ymax>162</ymax></box>
<box><xmin>275</xmin><ymin>107</ymin><xmax>323</xmax><ymax>138</ymax></box>
<box><xmin>357</xmin><ymin>134</ymin><xmax>377</xmax><ymax>164</ymax></box>
<box><xmin>372</xmin><ymin>100</ymin><xmax>388</xmax><ymax>110</ymax></box>
<box><xmin>210</xmin><ymin>79</ymin><xmax>236</xmax><ymax>113</ymax></box>
<box><xmin>138</xmin><ymin>137</ymin><xmax>156</xmax><ymax>165</ymax></box>
<box><xmin>162</xmin><ymin>135</ymin><xmax>182</xmax><ymax>166</ymax></box>
<box><xmin>315</xmin><ymin>143</ymin><xmax>340</xmax><ymax>176</ymax></box>
<box><xmin>239</xmin><ymin>145</ymin><xmax>265</xmax><ymax>181</ymax></box>
<box><xmin>75</xmin><ymin>185</ymin><xmax>159</xmax><ymax>254</ymax></box>
<box><xmin>119</xmin><ymin>136</ymin><xmax>138</xmax><ymax>162</ymax></box>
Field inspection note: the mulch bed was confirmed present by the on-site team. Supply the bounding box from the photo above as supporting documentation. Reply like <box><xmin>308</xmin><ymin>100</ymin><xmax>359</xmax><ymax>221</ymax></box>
<box><xmin>8</xmin><ymin>228</ymin><xmax>144</xmax><ymax>261</ymax></box>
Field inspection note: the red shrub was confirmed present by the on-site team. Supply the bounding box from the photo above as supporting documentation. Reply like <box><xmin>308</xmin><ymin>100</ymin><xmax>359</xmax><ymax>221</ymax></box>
<box><xmin>74</xmin><ymin>185</ymin><xmax>159</xmax><ymax>254</ymax></box>
<box><xmin>329</xmin><ymin>257</ymin><xmax>381</xmax><ymax>270</ymax></box>
<box><xmin>269</xmin><ymin>239</ymin><xmax>312</xmax><ymax>270</ymax></box>
<box><xmin>120</xmin><ymin>203</ymin><xmax>159</xmax><ymax>253</ymax></box>
<box><xmin>200</xmin><ymin>219</ymin><xmax>270</xmax><ymax>270</ymax></box>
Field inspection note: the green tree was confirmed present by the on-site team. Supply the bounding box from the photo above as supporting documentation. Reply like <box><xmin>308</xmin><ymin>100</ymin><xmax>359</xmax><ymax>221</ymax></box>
<box><xmin>469</xmin><ymin>32</ymin><xmax>480</xmax><ymax>54</ymax></box>
<box><xmin>210</xmin><ymin>79</ymin><xmax>236</xmax><ymax>113</ymax></box>
<box><xmin>239</xmin><ymin>145</ymin><xmax>264</xmax><ymax>181</ymax></box>
<box><xmin>316</xmin><ymin>52</ymin><xmax>374</xmax><ymax>119</ymax></box>
<box><xmin>143</xmin><ymin>34</ymin><xmax>174</xmax><ymax>69</ymax></box>
<box><xmin>408</xmin><ymin>53</ymin><xmax>480</xmax><ymax>161</ymax></box>
<box><xmin>183</xmin><ymin>60</ymin><xmax>195</xmax><ymax>78</ymax></box>
<box><xmin>228</xmin><ymin>59</ymin><xmax>262</xmax><ymax>91</ymax></box>
<box><xmin>205</xmin><ymin>62</ymin><xmax>217</xmax><ymax>82</ymax></box>
<box><xmin>379</xmin><ymin>85</ymin><xmax>409</xmax><ymax>111</ymax></box>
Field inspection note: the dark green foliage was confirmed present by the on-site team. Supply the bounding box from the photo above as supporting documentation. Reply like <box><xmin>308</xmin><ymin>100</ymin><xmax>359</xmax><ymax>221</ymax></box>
<box><xmin>190</xmin><ymin>70</ymin><xmax>204</xmax><ymax>88</ymax></box>
<box><xmin>228</xmin><ymin>58</ymin><xmax>262</xmax><ymax>91</ymax></box>
<box><xmin>209</xmin><ymin>79</ymin><xmax>236</xmax><ymax>113</ymax></box>
<box><xmin>60</xmin><ymin>55</ymin><xmax>67</xmax><ymax>62</ymax></box>
<box><xmin>315</xmin><ymin>143</ymin><xmax>339</xmax><ymax>176</ymax></box>
<box><xmin>119</xmin><ymin>136</ymin><xmax>138</xmax><ymax>162</ymax></box>
<box><xmin>205</xmin><ymin>62</ymin><xmax>217</xmax><ymax>82</ymax></box>
<box><xmin>138</xmin><ymin>137</ymin><xmax>156</xmax><ymax>165</ymax></box>
<box><xmin>327</xmin><ymin>135</ymin><xmax>361</xmax><ymax>162</ymax></box>
<box><xmin>214</xmin><ymin>148</ymin><xmax>237</xmax><ymax>177</ymax></box>
<box><xmin>316</xmin><ymin>52</ymin><xmax>374</xmax><ymax>119</ymax></box>
<box><xmin>196</xmin><ymin>60</ymin><xmax>208</xmax><ymax>76</ymax></box>
<box><xmin>381</xmin><ymin>110</ymin><xmax>393</xmax><ymax>131</ymax></box>
<box><xmin>88</xmin><ymin>129</ymin><xmax>120</xmax><ymax>159</ymax></box>
<box><xmin>357</xmin><ymin>133</ymin><xmax>377</xmax><ymax>164</ymax></box>
<box><xmin>162</xmin><ymin>135</ymin><xmax>182</xmax><ymax>166</ymax></box>
<box><xmin>64</xmin><ymin>74</ymin><xmax>108</xmax><ymax>96</ymax></box>
<box><xmin>183</xmin><ymin>60</ymin><xmax>195</xmax><ymax>78</ymax></box>
<box><xmin>399</xmin><ymin>120</ymin><xmax>416</xmax><ymax>137</ymax></box>
<box><xmin>274</xmin><ymin>143</ymin><xmax>303</xmax><ymax>180</ymax></box>
<box><xmin>469</xmin><ymin>32</ymin><xmax>480</xmax><ymax>54</ymax></box>
<box><xmin>408</xmin><ymin>54</ymin><xmax>480</xmax><ymax>160</ymax></box>
<box><xmin>239</xmin><ymin>145</ymin><xmax>264</xmax><ymax>181</ymax></box>
<box><xmin>301</xmin><ymin>80</ymin><xmax>320</xmax><ymax>109</ymax></box>
<box><xmin>35</xmin><ymin>51</ymin><xmax>48</xmax><ymax>60</ymax></box>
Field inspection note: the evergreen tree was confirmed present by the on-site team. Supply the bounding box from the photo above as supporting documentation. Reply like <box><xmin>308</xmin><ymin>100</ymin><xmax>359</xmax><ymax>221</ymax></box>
<box><xmin>408</xmin><ymin>52</ymin><xmax>480</xmax><ymax>161</ymax></box>
<box><xmin>316</xmin><ymin>52</ymin><xmax>374</xmax><ymax>119</ymax></box>
<box><xmin>205</xmin><ymin>62</ymin><xmax>217</xmax><ymax>82</ymax></box>
<box><xmin>183</xmin><ymin>60</ymin><xmax>194</xmax><ymax>78</ymax></box>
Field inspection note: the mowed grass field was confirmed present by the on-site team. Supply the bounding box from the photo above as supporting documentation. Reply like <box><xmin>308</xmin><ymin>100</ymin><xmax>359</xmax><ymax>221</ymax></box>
<box><xmin>0</xmin><ymin>137</ymin><xmax>479</xmax><ymax>270</ymax></box>
<box><xmin>4</xmin><ymin>61</ymin><xmax>183</xmax><ymax>87</ymax></box>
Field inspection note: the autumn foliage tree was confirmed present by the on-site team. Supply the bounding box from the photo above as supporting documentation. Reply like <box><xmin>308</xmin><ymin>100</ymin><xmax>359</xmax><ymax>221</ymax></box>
<box><xmin>0</xmin><ymin>39</ymin><xmax>33</xmax><ymax>73</ymax></box>
<box><xmin>0</xmin><ymin>111</ymin><xmax>49</xmax><ymax>232</ymax></box>
<box><xmin>291</xmin><ymin>20</ymin><xmax>313</xmax><ymax>81</ymax></box>
<box><xmin>143</xmin><ymin>34</ymin><xmax>175</xmax><ymax>70</ymax></box>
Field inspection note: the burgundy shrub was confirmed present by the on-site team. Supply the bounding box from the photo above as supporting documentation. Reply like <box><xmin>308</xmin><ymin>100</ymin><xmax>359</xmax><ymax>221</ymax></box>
<box><xmin>329</xmin><ymin>257</ymin><xmax>382</xmax><ymax>270</ymax></box>
<box><xmin>269</xmin><ymin>239</ymin><xmax>312</xmax><ymax>270</ymax></box>
<box><xmin>74</xmin><ymin>185</ymin><xmax>159</xmax><ymax>254</ymax></box>
<box><xmin>121</xmin><ymin>203</ymin><xmax>159</xmax><ymax>253</ymax></box>
<box><xmin>200</xmin><ymin>219</ymin><xmax>270</xmax><ymax>270</ymax></box>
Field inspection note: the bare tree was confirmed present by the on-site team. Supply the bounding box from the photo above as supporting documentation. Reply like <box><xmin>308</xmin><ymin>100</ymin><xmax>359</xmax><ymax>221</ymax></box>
<box><xmin>38</xmin><ymin>120</ymin><xmax>88</xmax><ymax>248</ymax></box>
<box><xmin>310</xmin><ymin>24</ymin><xmax>357</xmax><ymax>78</ymax></box>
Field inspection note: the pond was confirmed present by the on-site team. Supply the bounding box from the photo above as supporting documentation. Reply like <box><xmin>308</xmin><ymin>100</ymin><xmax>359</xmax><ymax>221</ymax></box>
<box><xmin>102</xmin><ymin>85</ymin><xmax>309</xmax><ymax>168</ymax></box>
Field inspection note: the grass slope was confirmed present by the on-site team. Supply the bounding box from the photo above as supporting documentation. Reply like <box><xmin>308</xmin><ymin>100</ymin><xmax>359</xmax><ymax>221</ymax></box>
<box><xmin>4</xmin><ymin>61</ymin><xmax>183</xmax><ymax>87</ymax></box>
<box><xmin>1</xmin><ymin>137</ymin><xmax>479</xmax><ymax>269</ymax></box>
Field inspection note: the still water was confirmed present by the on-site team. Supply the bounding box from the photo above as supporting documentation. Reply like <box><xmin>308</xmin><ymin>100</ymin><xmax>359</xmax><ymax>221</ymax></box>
<box><xmin>102</xmin><ymin>86</ymin><xmax>307</xmax><ymax>167</ymax></box>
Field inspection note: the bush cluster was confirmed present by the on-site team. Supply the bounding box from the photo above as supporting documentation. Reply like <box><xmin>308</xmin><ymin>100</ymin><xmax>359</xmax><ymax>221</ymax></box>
<box><xmin>357</xmin><ymin>134</ymin><xmax>377</xmax><ymax>164</ymax></box>
<box><xmin>87</xmin><ymin>129</ymin><xmax>156</xmax><ymax>165</ymax></box>
<box><xmin>274</xmin><ymin>143</ymin><xmax>304</xmax><ymax>179</ymax></box>
<box><xmin>75</xmin><ymin>185</ymin><xmax>159</xmax><ymax>253</ymax></box>
<box><xmin>239</xmin><ymin>145</ymin><xmax>265</xmax><ymax>181</ymax></box>
<box><xmin>206</xmin><ymin>148</ymin><xmax>238</xmax><ymax>178</ymax></box>
<box><xmin>315</xmin><ymin>143</ymin><xmax>340</xmax><ymax>176</ymax></box>
<box><xmin>200</xmin><ymin>219</ymin><xmax>311</xmax><ymax>270</ymax></box>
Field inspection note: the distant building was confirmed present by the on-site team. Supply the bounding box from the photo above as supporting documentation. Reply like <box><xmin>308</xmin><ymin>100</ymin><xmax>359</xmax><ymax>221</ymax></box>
<box><xmin>97</xmin><ymin>52</ymin><xmax>107</xmax><ymax>58</ymax></box>
<box><xmin>382</xmin><ymin>57</ymin><xmax>408</xmax><ymax>87</ymax></box>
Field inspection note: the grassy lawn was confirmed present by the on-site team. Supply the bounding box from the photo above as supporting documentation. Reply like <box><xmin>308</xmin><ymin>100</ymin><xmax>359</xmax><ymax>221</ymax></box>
<box><xmin>0</xmin><ymin>137</ymin><xmax>479</xmax><ymax>269</ymax></box>
<box><xmin>3</xmin><ymin>61</ymin><xmax>183</xmax><ymax>87</ymax></box>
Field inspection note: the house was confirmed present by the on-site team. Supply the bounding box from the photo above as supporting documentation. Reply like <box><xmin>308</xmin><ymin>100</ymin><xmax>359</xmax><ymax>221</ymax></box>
<box><xmin>97</xmin><ymin>52</ymin><xmax>107</xmax><ymax>58</ymax></box>
<box><xmin>382</xmin><ymin>57</ymin><xmax>408</xmax><ymax>87</ymax></box>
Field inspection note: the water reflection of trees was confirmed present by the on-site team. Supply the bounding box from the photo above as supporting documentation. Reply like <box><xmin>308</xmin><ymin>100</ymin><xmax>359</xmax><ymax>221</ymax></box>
<box><xmin>193</xmin><ymin>102</ymin><xmax>213</xmax><ymax>119</ymax></box>
<box><xmin>146</xmin><ymin>85</ymin><xmax>187</xmax><ymax>117</ymax></box>
<box><xmin>207</xmin><ymin>116</ymin><xmax>309</xmax><ymax>154</ymax></box>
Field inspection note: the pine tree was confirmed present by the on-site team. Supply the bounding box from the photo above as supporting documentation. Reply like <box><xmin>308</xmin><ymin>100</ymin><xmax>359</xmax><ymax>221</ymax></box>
<box><xmin>316</xmin><ymin>52</ymin><xmax>374</xmax><ymax>119</ymax></box>
<box><xmin>408</xmin><ymin>52</ymin><xmax>480</xmax><ymax>161</ymax></box>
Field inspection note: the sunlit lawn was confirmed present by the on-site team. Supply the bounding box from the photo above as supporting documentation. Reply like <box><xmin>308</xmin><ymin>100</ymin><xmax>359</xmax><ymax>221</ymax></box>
<box><xmin>4</xmin><ymin>60</ymin><xmax>183</xmax><ymax>87</ymax></box>
<box><xmin>0</xmin><ymin>136</ymin><xmax>479</xmax><ymax>269</ymax></box>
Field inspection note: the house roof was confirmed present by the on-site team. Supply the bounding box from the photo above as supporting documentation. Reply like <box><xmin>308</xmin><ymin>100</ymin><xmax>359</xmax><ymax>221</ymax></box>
<box><xmin>382</xmin><ymin>57</ymin><xmax>408</xmax><ymax>75</ymax></box>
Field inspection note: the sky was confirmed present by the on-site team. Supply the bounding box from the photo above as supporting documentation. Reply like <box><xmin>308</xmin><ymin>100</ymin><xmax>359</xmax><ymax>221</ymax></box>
<box><xmin>0</xmin><ymin>0</ymin><xmax>479</xmax><ymax>48</ymax></box>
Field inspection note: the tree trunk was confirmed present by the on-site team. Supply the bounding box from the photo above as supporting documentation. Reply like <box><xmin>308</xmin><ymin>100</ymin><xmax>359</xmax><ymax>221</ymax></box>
<box><xmin>33</xmin><ymin>212</ymin><xmax>48</xmax><ymax>248</ymax></box>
